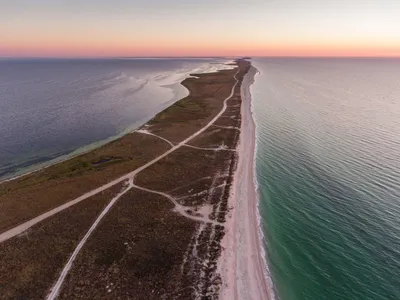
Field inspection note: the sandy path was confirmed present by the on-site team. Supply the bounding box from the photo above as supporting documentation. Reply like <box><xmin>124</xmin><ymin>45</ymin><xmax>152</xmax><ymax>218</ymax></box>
<box><xmin>46</xmin><ymin>179</ymin><xmax>133</xmax><ymax>300</ymax></box>
<box><xmin>219</xmin><ymin>66</ymin><xmax>274</xmax><ymax>300</ymax></box>
<box><xmin>136</xmin><ymin>129</ymin><xmax>175</xmax><ymax>147</ymax></box>
<box><xmin>0</xmin><ymin>71</ymin><xmax>239</xmax><ymax>244</ymax></box>
<box><xmin>46</xmin><ymin>181</ymin><xmax>222</xmax><ymax>300</ymax></box>
<box><xmin>132</xmin><ymin>184</ymin><xmax>223</xmax><ymax>226</ymax></box>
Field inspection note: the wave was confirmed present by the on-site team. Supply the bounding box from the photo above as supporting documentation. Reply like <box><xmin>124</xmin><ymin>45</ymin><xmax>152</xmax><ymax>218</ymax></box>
<box><xmin>251</xmin><ymin>57</ymin><xmax>400</xmax><ymax>300</ymax></box>
<box><xmin>249</xmin><ymin>65</ymin><xmax>278</xmax><ymax>300</ymax></box>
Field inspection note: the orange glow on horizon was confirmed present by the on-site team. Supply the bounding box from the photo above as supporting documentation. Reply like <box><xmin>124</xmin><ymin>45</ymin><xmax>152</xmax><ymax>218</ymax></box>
<box><xmin>2</xmin><ymin>34</ymin><xmax>400</xmax><ymax>58</ymax></box>
<box><xmin>2</xmin><ymin>42</ymin><xmax>400</xmax><ymax>58</ymax></box>
<box><xmin>2</xmin><ymin>0</ymin><xmax>400</xmax><ymax>58</ymax></box>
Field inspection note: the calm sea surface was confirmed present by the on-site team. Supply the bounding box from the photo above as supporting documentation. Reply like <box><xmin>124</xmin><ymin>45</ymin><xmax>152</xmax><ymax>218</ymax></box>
<box><xmin>252</xmin><ymin>58</ymin><xmax>400</xmax><ymax>300</ymax></box>
<box><xmin>0</xmin><ymin>58</ymin><xmax>230</xmax><ymax>179</ymax></box>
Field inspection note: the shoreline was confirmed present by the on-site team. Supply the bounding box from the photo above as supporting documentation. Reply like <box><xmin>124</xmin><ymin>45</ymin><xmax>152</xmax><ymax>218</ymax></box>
<box><xmin>0</xmin><ymin>61</ymin><xmax>251</xmax><ymax>299</ymax></box>
<box><xmin>0</xmin><ymin>65</ymin><xmax>240</xmax><ymax>234</ymax></box>
<box><xmin>0</xmin><ymin>61</ymin><xmax>235</xmax><ymax>184</ymax></box>
<box><xmin>219</xmin><ymin>65</ymin><xmax>274</xmax><ymax>299</ymax></box>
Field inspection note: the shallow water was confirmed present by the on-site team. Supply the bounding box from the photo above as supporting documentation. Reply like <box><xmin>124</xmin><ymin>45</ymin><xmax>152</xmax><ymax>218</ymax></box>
<box><xmin>0</xmin><ymin>58</ymin><xmax>232</xmax><ymax>179</ymax></box>
<box><xmin>252</xmin><ymin>58</ymin><xmax>400</xmax><ymax>300</ymax></box>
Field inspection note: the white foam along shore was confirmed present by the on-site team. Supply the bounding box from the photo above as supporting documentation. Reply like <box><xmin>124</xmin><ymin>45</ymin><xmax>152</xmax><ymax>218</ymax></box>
<box><xmin>218</xmin><ymin>65</ymin><xmax>275</xmax><ymax>300</ymax></box>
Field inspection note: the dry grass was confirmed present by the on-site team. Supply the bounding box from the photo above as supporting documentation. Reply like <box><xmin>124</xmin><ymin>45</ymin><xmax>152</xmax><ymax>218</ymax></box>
<box><xmin>187</xmin><ymin>127</ymin><xmax>240</xmax><ymax>149</ymax></box>
<box><xmin>0</xmin><ymin>60</ymin><xmax>251</xmax><ymax>300</ymax></box>
<box><xmin>0</xmin><ymin>183</ymin><xmax>125</xmax><ymax>300</ymax></box>
<box><xmin>147</xmin><ymin>69</ymin><xmax>237</xmax><ymax>143</ymax></box>
<box><xmin>0</xmin><ymin>133</ymin><xmax>170</xmax><ymax>232</ymax></box>
<box><xmin>57</xmin><ymin>189</ymin><xmax>196</xmax><ymax>300</ymax></box>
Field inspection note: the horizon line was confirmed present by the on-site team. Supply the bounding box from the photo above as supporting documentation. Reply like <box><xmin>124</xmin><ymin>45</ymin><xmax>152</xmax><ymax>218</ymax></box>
<box><xmin>1</xmin><ymin>55</ymin><xmax>400</xmax><ymax>60</ymax></box>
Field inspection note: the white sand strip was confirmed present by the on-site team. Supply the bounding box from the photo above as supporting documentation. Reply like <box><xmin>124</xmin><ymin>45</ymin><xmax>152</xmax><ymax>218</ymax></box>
<box><xmin>219</xmin><ymin>66</ymin><xmax>274</xmax><ymax>300</ymax></box>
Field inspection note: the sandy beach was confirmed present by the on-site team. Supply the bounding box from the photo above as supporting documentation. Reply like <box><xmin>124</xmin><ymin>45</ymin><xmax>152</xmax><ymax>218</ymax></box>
<box><xmin>219</xmin><ymin>65</ymin><xmax>273</xmax><ymax>300</ymax></box>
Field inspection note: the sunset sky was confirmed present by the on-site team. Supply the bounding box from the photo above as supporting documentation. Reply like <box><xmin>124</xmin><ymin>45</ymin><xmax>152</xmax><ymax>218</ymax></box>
<box><xmin>2</xmin><ymin>0</ymin><xmax>400</xmax><ymax>57</ymax></box>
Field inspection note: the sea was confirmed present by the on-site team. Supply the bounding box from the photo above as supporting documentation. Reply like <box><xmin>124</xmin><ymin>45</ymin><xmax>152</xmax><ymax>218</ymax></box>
<box><xmin>251</xmin><ymin>58</ymin><xmax>400</xmax><ymax>300</ymax></box>
<box><xmin>3</xmin><ymin>57</ymin><xmax>400</xmax><ymax>300</ymax></box>
<box><xmin>0</xmin><ymin>58</ymin><xmax>232</xmax><ymax>180</ymax></box>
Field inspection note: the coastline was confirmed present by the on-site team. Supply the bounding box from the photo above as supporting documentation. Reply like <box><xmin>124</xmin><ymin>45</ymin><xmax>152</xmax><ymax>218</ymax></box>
<box><xmin>0</xmin><ymin>61</ymin><xmax>251</xmax><ymax>299</ymax></box>
<box><xmin>219</xmin><ymin>65</ymin><xmax>274</xmax><ymax>299</ymax></box>
<box><xmin>0</xmin><ymin>59</ymin><xmax>235</xmax><ymax>184</ymax></box>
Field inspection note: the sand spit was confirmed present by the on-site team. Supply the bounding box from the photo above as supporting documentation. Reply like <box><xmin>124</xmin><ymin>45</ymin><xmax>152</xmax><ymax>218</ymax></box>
<box><xmin>0</xmin><ymin>60</ymin><xmax>254</xmax><ymax>299</ymax></box>
<box><xmin>219</xmin><ymin>65</ymin><xmax>274</xmax><ymax>300</ymax></box>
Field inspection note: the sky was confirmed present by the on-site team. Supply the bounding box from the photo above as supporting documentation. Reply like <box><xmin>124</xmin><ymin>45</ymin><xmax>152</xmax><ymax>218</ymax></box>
<box><xmin>1</xmin><ymin>0</ymin><xmax>400</xmax><ymax>57</ymax></box>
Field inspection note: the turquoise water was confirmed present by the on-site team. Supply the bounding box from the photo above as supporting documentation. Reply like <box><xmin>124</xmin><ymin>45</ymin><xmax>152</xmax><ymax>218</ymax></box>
<box><xmin>252</xmin><ymin>58</ymin><xmax>400</xmax><ymax>300</ymax></box>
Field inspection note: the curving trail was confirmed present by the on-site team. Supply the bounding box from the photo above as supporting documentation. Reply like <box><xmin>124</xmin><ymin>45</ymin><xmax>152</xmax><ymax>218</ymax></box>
<box><xmin>136</xmin><ymin>129</ymin><xmax>175</xmax><ymax>148</ymax></box>
<box><xmin>44</xmin><ymin>70</ymin><xmax>240</xmax><ymax>299</ymax></box>
<box><xmin>132</xmin><ymin>183</ymin><xmax>223</xmax><ymax>226</ymax></box>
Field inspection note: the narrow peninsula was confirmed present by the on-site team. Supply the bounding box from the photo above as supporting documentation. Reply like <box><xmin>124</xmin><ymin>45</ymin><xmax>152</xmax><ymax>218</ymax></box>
<box><xmin>0</xmin><ymin>59</ymin><xmax>269</xmax><ymax>300</ymax></box>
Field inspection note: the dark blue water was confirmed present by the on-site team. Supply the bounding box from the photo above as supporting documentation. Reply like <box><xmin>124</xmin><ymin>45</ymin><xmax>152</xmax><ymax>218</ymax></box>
<box><xmin>0</xmin><ymin>58</ymin><xmax>230</xmax><ymax>179</ymax></box>
<box><xmin>252</xmin><ymin>58</ymin><xmax>400</xmax><ymax>300</ymax></box>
